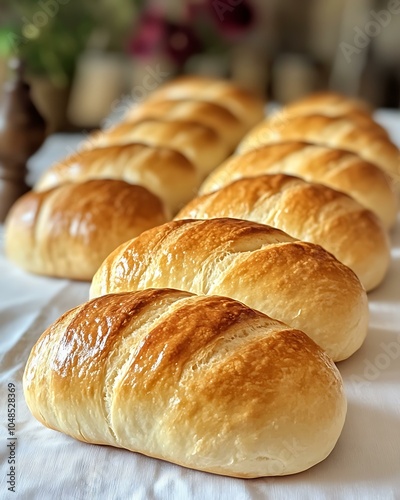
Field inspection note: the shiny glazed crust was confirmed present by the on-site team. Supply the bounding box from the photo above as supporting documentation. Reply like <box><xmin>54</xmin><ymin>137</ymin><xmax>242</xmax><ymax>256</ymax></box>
<box><xmin>123</xmin><ymin>99</ymin><xmax>245</xmax><ymax>150</ymax></box>
<box><xmin>81</xmin><ymin>119</ymin><xmax>231</xmax><ymax>178</ymax></box>
<box><xmin>199</xmin><ymin>141</ymin><xmax>398</xmax><ymax>228</ymax></box>
<box><xmin>90</xmin><ymin>218</ymin><xmax>369</xmax><ymax>361</ymax></box>
<box><xmin>177</xmin><ymin>174</ymin><xmax>390</xmax><ymax>291</ymax></box>
<box><xmin>238</xmin><ymin>114</ymin><xmax>400</xmax><ymax>182</ymax></box>
<box><xmin>35</xmin><ymin>143</ymin><xmax>200</xmax><ymax>214</ymax></box>
<box><xmin>280</xmin><ymin>91</ymin><xmax>372</xmax><ymax>117</ymax></box>
<box><xmin>5</xmin><ymin>179</ymin><xmax>169</xmax><ymax>280</ymax></box>
<box><xmin>23</xmin><ymin>288</ymin><xmax>347</xmax><ymax>478</ymax></box>
<box><xmin>146</xmin><ymin>75</ymin><xmax>266</xmax><ymax>130</ymax></box>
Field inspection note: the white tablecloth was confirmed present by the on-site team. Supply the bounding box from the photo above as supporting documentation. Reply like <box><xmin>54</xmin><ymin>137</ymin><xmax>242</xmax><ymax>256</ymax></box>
<box><xmin>0</xmin><ymin>114</ymin><xmax>399</xmax><ymax>500</ymax></box>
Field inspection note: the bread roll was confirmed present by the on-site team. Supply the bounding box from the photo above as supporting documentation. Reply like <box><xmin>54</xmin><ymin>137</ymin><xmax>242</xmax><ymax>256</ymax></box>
<box><xmin>123</xmin><ymin>99</ymin><xmax>245</xmax><ymax>150</ymax></box>
<box><xmin>23</xmin><ymin>288</ymin><xmax>347</xmax><ymax>478</ymax></box>
<box><xmin>90</xmin><ymin>218</ymin><xmax>369</xmax><ymax>361</ymax></box>
<box><xmin>199</xmin><ymin>142</ymin><xmax>398</xmax><ymax>229</ymax></box>
<box><xmin>273</xmin><ymin>91</ymin><xmax>388</xmax><ymax>139</ymax></box>
<box><xmin>279</xmin><ymin>91</ymin><xmax>372</xmax><ymax>117</ymax></box>
<box><xmin>5</xmin><ymin>179</ymin><xmax>169</xmax><ymax>280</ymax></box>
<box><xmin>238</xmin><ymin>114</ymin><xmax>400</xmax><ymax>181</ymax></box>
<box><xmin>275</xmin><ymin>109</ymin><xmax>389</xmax><ymax>141</ymax></box>
<box><xmin>177</xmin><ymin>174</ymin><xmax>390</xmax><ymax>291</ymax></box>
<box><xmin>34</xmin><ymin>143</ymin><xmax>199</xmax><ymax>215</ymax></box>
<box><xmin>81</xmin><ymin>119</ymin><xmax>231</xmax><ymax>178</ymax></box>
<box><xmin>146</xmin><ymin>75</ymin><xmax>265</xmax><ymax>131</ymax></box>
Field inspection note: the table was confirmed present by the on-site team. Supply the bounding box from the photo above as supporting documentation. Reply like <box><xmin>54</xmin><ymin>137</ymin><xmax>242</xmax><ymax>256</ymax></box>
<box><xmin>0</xmin><ymin>113</ymin><xmax>399</xmax><ymax>499</ymax></box>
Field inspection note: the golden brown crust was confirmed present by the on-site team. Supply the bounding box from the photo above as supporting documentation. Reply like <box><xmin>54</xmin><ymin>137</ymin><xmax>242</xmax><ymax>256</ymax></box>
<box><xmin>238</xmin><ymin>114</ymin><xmax>400</xmax><ymax>181</ymax></box>
<box><xmin>277</xmin><ymin>108</ymin><xmax>389</xmax><ymax>140</ymax></box>
<box><xmin>90</xmin><ymin>218</ymin><xmax>369</xmax><ymax>361</ymax></box>
<box><xmin>200</xmin><ymin>142</ymin><xmax>398</xmax><ymax>228</ymax></box>
<box><xmin>81</xmin><ymin>119</ymin><xmax>231</xmax><ymax>178</ymax></box>
<box><xmin>23</xmin><ymin>288</ymin><xmax>347</xmax><ymax>477</ymax></box>
<box><xmin>177</xmin><ymin>174</ymin><xmax>390</xmax><ymax>291</ymax></box>
<box><xmin>147</xmin><ymin>75</ymin><xmax>265</xmax><ymax>130</ymax></box>
<box><xmin>35</xmin><ymin>143</ymin><xmax>200</xmax><ymax>214</ymax></box>
<box><xmin>5</xmin><ymin>179</ymin><xmax>169</xmax><ymax>280</ymax></box>
<box><xmin>281</xmin><ymin>91</ymin><xmax>373</xmax><ymax>117</ymax></box>
<box><xmin>123</xmin><ymin>99</ymin><xmax>245</xmax><ymax>149</ymax></box>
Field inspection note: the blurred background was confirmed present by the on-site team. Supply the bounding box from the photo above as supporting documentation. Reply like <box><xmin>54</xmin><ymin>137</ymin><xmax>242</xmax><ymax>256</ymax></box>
<box><xmin>1</xmin><ymin>0</ymin><xmax>400</xmax><ymax>132</ymax></box>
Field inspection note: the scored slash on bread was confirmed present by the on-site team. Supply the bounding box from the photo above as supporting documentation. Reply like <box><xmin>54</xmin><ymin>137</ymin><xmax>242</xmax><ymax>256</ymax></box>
<box><xmin>8</xmin><ymin>75</ymin><xmax>267</xmax><ymax>283</ymax></box>
<box><xmin>238</xmin><ymin>113</ymin><xmax>400</xmax><ymax>182</ymax></box>
<box><xmin>80</xmin><ymin>119</ymin><xmax>231</xmax><ymax>179</ymax></box>
<box><xmin>122</xmin><ymin>99</ymin><xmax>245</xmax><ymax>150</ymax></box>
<box><xmin>23</xmin><ymin>288</ymin><xmax>347</xmax><ymax>478</ymax></box>
<box><xmin>90</xmin><ymin>217</ymin><xmax>369</xmax><ymax>362</ymax></box>
<box><xmin>276</xmin><ymin>90</ymin><xmax>373</xmax><ymax>118</ymax></box>
<box><xmin>21</xmin><ymin>83</ymin><xmax>392</xmax><ymax>479</ymax></box>
<box><xmin>200</xmin><ymin>141</ymin><xmax>398</xmax><ymax>229</ymax></box>
<box><xmin>178</xmin><ymin>173</ymin><xmax>390</xmax><ymax>291</ymax></box>
<box><xmin>145</xmin><ymin>74</ymin><xmax>266</xmax><ymax>131</ymax></box>
<box><xmin>34</xmin><ymin>143</ymin><xmax>200</xmax><ymax>215</ymax></box>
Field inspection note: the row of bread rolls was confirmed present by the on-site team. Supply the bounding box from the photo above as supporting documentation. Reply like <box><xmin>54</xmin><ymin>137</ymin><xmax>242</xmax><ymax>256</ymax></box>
<box><xmin>22</xmin><ymin>85</ymin><xmax>394</xmax><ymax>479</ymax></box>
<box><xmin>34</xmin><ymin>144</ymin><xmax>200</xmax><ymax>215</ymax></box>
<box><xmin>239</xmin><ymin>112</ymin><xmax>399</xmax><ymax>179</ymax></box>
<box><xmin>176</xmin><ymin>174</ymin><xmax>390</xmax><ymax>292</ymax></box>
<box><xmin>174</xmin><ymin>91</ymin><xmax>399</xmax><ymax>292</ymax></box>
<box><xmin>238</xmin><ymin>92</ymin><xmax>400</xmax><ymax>180</ymax></box>
<box><xmin>90</xmin><ymin>217</ymin><xmax>369</xmax><ymax>362</ymax></box>
<box><xmin>36</xmin><ymin>76</ymin><xmax>265</xmax><ymax>205</ymax></box>
<box><xmin>87</xmin><ymin>92</ymin><xmax>397</xmax><ymax>360</ymax></box>
<box><xmin>5</xmin><ymin>76</ymin><xmax>265</xmax><ymax>280</ymax></box>
<box><xmin>200</xmin><ymin>141</ymin><xmax>398</xmax><ymax>229</ymax></box>
<box><xmin>87</xmin><ymin>93</ymin><xmax>395</xmax><ymax>365</ymax></box>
